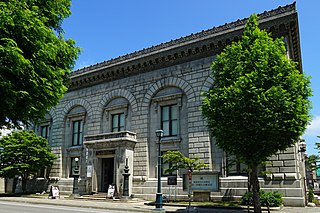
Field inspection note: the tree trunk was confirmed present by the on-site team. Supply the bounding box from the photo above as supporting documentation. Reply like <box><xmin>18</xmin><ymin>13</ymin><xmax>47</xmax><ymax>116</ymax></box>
<box><xmin>247</xmin><ymin>169</ymin><xmax>252</xmax><ymax>213</ymax></box>
<box><xmin>251</xmin><ymin>164</ymin><xmax>261</xmax><ymax>213</ymax></box>
<box><xmin>21</xmin><ymin>175</ymin><xmax>27</xmax><ymax>193</ymax></box>
<box><xmin>248</xmin><ymin>169</ymin><xmax>252</xmax><ymax>192</ymax></box>
<box><xmin>12</xmin><ymin>177</ymin><xmax>18</xmax><ymax>193</ymax></box>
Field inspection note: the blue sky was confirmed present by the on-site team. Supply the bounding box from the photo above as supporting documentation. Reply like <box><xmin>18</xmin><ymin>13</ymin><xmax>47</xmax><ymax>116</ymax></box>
<box><xmin>62</xmin><ymin>0</ymin><xmax>320</xmax><ymax>155</ymax></box>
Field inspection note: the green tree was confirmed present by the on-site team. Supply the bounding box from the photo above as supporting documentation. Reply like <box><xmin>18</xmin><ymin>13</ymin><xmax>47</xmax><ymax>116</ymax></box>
<box><xmin>0</xmin><ymin>0</ymin><xmax>80</xmax><ymax>127</ymax></box>
<box><xmin>162</xmin><ymin>150</ymin><xmax>208</xmax><ymax>174</ymax></box>
<box><xmin>162</xmin><ymin>151</ymin><xmax>208</xmax><ymax>206</ymax></box>
<box><xmin>306</xmin><ymin>154</ymin><xmax>320</xmax><ymax>172</ymax></box>
<box><xmin>201</xmin><ymin>14</ymin><xmax>311</xmax><ymax>213</ymax></box>
<box><xmin>0</xmin><ymin>130</ymin><xmax>57</xmax><ymax>192</ymax></box>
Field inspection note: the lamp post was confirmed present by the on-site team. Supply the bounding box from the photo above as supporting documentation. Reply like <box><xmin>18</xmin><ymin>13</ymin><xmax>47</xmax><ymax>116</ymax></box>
<box><xmin>155</xmin><ymin>129</ymin><xmax>164</xmax><ymax>210</ymax></box>
<box><xmin>122</xmin><ymin>156</ymin><xmax>130</xmax><ymax>198</ymax></box>
<box><xmin>72</xmin><ymin>157</ymin><xmax>80</xmax><ymax>195</ymax></box>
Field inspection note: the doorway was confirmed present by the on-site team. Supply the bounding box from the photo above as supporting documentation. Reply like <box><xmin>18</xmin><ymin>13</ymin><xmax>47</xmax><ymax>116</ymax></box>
<box><xmin>101</xmin><ymin>158</ymin><xmax>114</xmax><ymax>192</ymax></box>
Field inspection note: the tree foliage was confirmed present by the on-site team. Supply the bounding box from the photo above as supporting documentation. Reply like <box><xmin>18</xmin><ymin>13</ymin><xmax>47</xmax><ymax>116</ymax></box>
<box><xmin>201</xmin><ymin>14</ymin><xmax>311</xmax><ymax>213</ymax></box>
<box><xmin>0</xmin><ymin>130</ymin><xmax>57</xmax><ymax>192</ymax></box>
<box><xmin>161</xmin><ymin>150</ymin><xmax>208</xmax><ymax>174</ymax></box>
<box><xmin>306</xmin><ymin>154</ymin><xmax>320</xmax><ymax>172</ymax></box>
<box><xmin>0</xmin><ymin>0</ymin><xmax>80</xmax><ymax>127</ymax></box>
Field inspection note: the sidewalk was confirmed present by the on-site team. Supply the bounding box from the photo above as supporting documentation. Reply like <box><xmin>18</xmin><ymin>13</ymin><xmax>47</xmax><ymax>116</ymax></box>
<box><xmin>0</xmin><ymin>195</ymin><xmax>183</xmax><ymax>212</ymax></box>
<box><xmin>0</xmin><ymin>195</ymin><xmax>319</xmax><ymax>213</ymax></box>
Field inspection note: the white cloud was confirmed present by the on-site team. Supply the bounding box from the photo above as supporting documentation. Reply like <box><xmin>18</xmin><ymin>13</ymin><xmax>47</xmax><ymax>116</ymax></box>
<box><xmin>304</xmin><ymin>115</ymin><xmax>320</xmax><ymax>137</ymax></box>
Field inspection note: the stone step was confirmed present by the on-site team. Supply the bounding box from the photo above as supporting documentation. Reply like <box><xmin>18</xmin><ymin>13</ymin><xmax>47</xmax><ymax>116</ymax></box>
<box><xmin>80</xmin><ymin>193</ymin><xmax>108</xmax><ymax>200</ymax></box>
<box><xmin>132</xmin><ymin>186</ymin><xmax>186</xmax><ymax>195</ymax></box>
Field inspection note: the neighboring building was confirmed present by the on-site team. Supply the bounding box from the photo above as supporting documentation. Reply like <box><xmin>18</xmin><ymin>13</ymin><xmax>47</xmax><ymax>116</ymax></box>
<box><xmin>30</xmin><ymin>3</ymin><xmax>307</xmax><ymax>206</ymax></box>
<box><xmin>310</xmin><ymin>161</ymin><xmax>320</xmax><ymax>195</ymax></box>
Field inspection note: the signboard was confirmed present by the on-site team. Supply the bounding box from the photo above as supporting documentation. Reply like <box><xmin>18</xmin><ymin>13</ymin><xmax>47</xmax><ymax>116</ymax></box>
<box><xmin>52</xmin><ymin>186</ymin><xmax>59</xmax><ymax>198</ymax></box>
<box><xmin>191</xmin><ymin>172</ymin><xmax>219</xmax><ymax>192</ymax></box>
<box><xmin>316</xmin><ymin>167</ymin><xmax>320</xmax><ymax>177</ymax></box>
<box><xmin>49</xmin><ymin>185</ymin><xmax>60</xmax><ymax>199</ymax></box>
<box><xmin>96</xmin><ymin>150</ymin><xmax>115</xmax><ymax>156</ymax></box>
<box><xmin>87</xmin><ymin>165</ymin><xmax>92</xmax><ymax>177</ymax></box>
<box><xmin>107</xmin><ymin>185</ymin><xmax>115</xmax><ymax>198</ymax></box>
<box><xmin>167</xmin><ymin>176</ymin><xmax>177</xmax><ymax>185</ymax></box>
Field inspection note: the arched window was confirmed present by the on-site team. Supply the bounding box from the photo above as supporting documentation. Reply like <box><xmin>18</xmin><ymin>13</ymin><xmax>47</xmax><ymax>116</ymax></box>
<box><xmin>67</xmin><ymin>106</ymin><xmax>86</xmax><ymax>147</ymax></box>
<box><xmin>103</xmin><ymin>97</ymin><xmax>130</xmax><ymax>133</ymax></box>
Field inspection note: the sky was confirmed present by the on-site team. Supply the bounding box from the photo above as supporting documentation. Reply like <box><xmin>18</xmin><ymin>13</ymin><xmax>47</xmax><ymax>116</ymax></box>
<box><xmin>62</xmin><ymin>0</ymin><xmax>320</xmax><ymax>156</ymax></box>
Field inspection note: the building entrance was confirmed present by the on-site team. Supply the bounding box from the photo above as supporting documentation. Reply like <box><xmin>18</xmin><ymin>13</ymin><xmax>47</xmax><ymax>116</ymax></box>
<box><xmin>101</xmin><ymin>158</ymin><xmax>114</xmax><ymax>192</ymax></box>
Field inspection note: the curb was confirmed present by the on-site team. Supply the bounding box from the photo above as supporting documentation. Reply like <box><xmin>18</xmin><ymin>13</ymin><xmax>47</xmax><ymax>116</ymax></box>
<box><xmin>0</xmin><ymin>197</ymin><xmax>167</xmax><ymax>213</ymax></box>
<box><xmin>0</xmin><ymin>196</ymin><xmax>286</xmax><ymax>212</ymax></box>
<box><xmin>145</xmin><ymin>201</ymin><xmax>283</xmax><ymax>211</ymax></box>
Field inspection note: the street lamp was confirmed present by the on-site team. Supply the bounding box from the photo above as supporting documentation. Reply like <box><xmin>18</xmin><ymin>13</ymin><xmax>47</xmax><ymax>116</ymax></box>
<box><xmin>72</xmin><ymin>157</ymin><xmax>80</xmax><ymax>195</ymax></box>
<box><xmin>298</xmin><ymin>141</ymin><xmax>307</xmax><ymax>153</ymax></box>
<box><xmin>155</xmin><ymin>129</ymin><xmax>164</xmax><ymax>210</ymax></box>
<box><xmin>122</xmin><ymin>156</ymin><xmax>130</xmax><ymax>199</ymax></box>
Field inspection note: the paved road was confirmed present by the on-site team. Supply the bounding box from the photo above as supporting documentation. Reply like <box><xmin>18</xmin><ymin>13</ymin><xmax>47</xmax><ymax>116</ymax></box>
<box><xmin>0</xmin><ymin>201</ymin><xmax>132</xmax><ymax>213</ymax></box>
<box><xmin>0</xmin><ymin>197</ymin><xmax>319</xmax><ymax>213</ymax></box>
<box><xmin>166</xmin><ymin>206</ymin><xmax>320</xmax><ymax>213</ymax></box>
<box><xmin>166</xmin><ymin>206</ymin><xmax>249</xmax><ymax>212</ymax></box>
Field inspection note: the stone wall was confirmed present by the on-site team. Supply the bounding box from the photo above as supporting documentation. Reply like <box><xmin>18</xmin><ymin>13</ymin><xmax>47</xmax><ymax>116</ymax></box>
<box><xmin>29</xmin><ymin>3</ymin><xmax>307</xmax><ymax>206</ymax></box>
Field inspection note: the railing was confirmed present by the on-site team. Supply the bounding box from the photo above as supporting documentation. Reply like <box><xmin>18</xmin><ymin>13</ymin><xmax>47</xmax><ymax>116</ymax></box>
<box><xmin>84</xmin><ymin>131</ymin><xmax>136</xmax><ymax>142</ymax></box>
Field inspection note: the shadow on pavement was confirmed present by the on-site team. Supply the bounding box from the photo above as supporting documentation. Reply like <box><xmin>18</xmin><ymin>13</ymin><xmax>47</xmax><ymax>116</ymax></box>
<box><xmin>165</xmin><ymin>206</ymin><xmax>252</xmax><ymax>213</ymax></box>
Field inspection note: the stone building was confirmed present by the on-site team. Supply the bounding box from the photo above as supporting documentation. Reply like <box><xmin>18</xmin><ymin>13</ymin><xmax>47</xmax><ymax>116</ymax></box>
<box><xmin>32</xmin><ymin>3</ymin><xmax>307</xmax><ymax>206</ymax></box>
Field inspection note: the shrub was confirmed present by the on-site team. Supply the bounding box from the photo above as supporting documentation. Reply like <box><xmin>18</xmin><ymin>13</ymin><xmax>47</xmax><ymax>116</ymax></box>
<box><xmin>308</xmin><ymin>187</ymin><xmax>314</xmax><ymax>203</ymax></box>
<box><xmin>260</xmin><ymin>191</ymin><xmax>282</xmax><ymax>207</ymax></box>
<box><xmin>241</xmin><ymin>191</ymin><xmax>253</xmax><ymax>206</ymax></box>
<box><xmin>241</xmin><ymin>191</ymin><xmax>283</xmax><ymax>207</ymax></box>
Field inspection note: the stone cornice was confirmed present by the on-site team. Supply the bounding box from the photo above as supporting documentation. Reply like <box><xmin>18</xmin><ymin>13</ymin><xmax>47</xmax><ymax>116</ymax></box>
<box><xmin>70</xmin><ymin>2</ymin><xmax>300</xmax><ymax>90</ymax></box>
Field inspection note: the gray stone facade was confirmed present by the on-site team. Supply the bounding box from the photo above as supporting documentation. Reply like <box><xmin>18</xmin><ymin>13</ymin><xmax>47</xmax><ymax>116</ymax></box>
<box><xmin>31</xmin><ymin>3</ymin><xmax>307</xmax><ymax>206</ymax></box>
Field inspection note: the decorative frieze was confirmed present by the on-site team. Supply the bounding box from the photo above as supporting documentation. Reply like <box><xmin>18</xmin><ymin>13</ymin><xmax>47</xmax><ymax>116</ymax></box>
<box><xmin>69</xmin><ymin>3</ymin><xmax>300</xmax><ymax>91</ymax></box>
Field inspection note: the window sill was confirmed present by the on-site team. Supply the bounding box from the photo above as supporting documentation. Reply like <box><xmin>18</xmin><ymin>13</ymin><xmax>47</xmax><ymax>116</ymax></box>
<box><xmin>67</xmin><ymin>146</ymin><xmax>83</xmax><ymax>153</ymax></box>
<box><xmin>161</xmin><ymin>137</ymin><xmax>181</xmax><ymax>144</ymax></box>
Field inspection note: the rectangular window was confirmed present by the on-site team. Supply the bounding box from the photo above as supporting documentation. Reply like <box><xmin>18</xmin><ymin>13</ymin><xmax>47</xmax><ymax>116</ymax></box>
<box><xmin>37</xmin><ymin>168</ymin><xmax>46</xmax><ymax>178</ymax></box>
<box><xmin>226</xmin><ymin>155</ymin><xmax>265</xmax><ymax>176</ymax></box>
<box><xmin>161</xmin><ymin>105</ymin><xmax>178</xmax><ymax>137</ymax></box>
<box><xmin>161</xmin><ymin>151</ymin><xmax>177</xmax><ymax>177</ymax></box>
<box><xmin>38</xmin><ymin>125</ymin><xmax>49</xmax><ymax>178</ymax></box>
<box><xmin>72</xmin><ymin>120</ymin><xmax>83</xmax><ymax>146</ymax></box>
<box><xmin>40</xmin><ymin>125</ymin><xmax>49</xmax><ymax>139</ymax></box>
<box><xmin>112</xmin><ymin>113</ymin><xmax>125</xmax><ymax>132</ymax></box>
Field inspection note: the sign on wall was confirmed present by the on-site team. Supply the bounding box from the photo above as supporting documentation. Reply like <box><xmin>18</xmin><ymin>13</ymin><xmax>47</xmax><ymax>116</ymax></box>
<box><xmin>87</xmin><ymin>165</ymin><xmax>93</xmax><ymax>177</ymax></box>
<box><xmin>191</xmin><ymin>172</ymin><xmax>219</xmax><ymax>192</ymax></box>
<box><xmin>167</xmin><ymin>176</ymin><xmax>177</xmax><ymax>185</ymax></box>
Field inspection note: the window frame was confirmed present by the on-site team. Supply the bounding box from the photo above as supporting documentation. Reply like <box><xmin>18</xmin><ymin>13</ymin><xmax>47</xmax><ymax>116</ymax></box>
<box><xmin>37</xmin><ymin>167</ymin><xmax>46</xmax><ymax>179</ymax></box>
<box><xmin>152</xmin><ymin>93</ymin><xmax>182</xmax><ymax>141</ymax></box>
<box><xmin>226</xmin><ymin>155</ymin><xmax>265</xmax><ymax>176</ymax></box>
<box><xmin>72</xmin><ymin>120</ymin><xmax>83</xmax><ymax>146</ymax></box>
<box><xmin>37</xmin><ymin>123</ymin><xmax>50</xmax><ymax>178</ymax></box>
<box><xmin>161</xmin><ymin>104</ymin><xmax>178</xmax><ymax>137</ymax></box>
<box><xmin>105</xmin><ymin>103</ymin><xmax>128</xmax><ymax>133</ymax></box>
<box><xmin>40</xmin><ymin>125</ymin><xmax>49</xmax><ymax>139</ymax></box>
<box><xmin>111</xmin><ymin>112</ymin><xmax>125</xmax><ymax>132</ymax></box>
